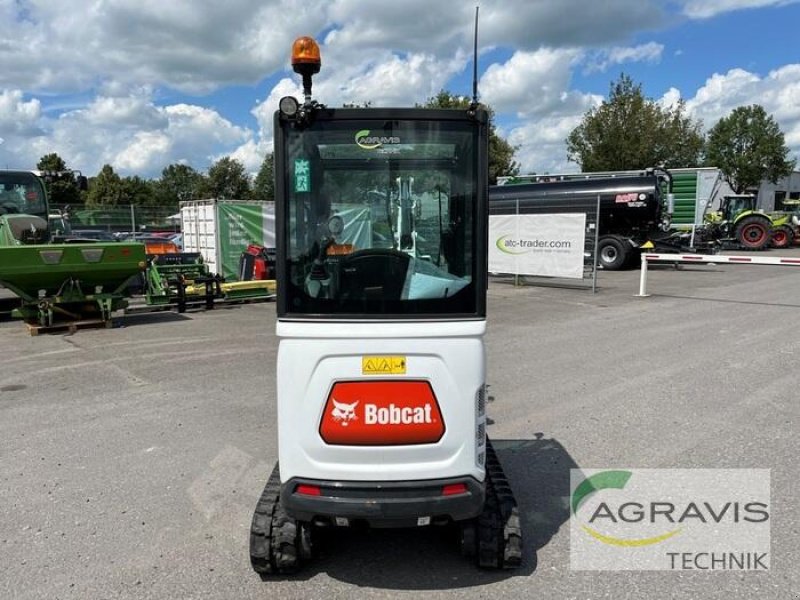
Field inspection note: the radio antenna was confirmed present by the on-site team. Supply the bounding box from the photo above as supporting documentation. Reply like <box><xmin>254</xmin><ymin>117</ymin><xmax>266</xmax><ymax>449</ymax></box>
<box><xmin>471</xmin><ymin>5</ymin><xmax>480</xmax><ymax>107</ymax></box>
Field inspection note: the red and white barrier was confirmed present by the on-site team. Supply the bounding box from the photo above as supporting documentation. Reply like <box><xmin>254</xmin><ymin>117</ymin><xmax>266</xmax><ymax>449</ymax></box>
<box><xmin>636</xmin><ymin>253</ymin><xmax>800</xmax><ymax>297</ymax></box>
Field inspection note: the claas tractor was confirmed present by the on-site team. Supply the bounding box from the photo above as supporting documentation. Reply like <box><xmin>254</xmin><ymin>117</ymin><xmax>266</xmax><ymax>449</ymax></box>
<box><xmin>703</xmin><ymin>195</ymin><xmax>774</xmax><ymax>250</ymax></box>
<box><xmin>768</xmin><ymin>199</ymin><xmax>799</xmax><ymax>249</ymax></box>
<box><xmin>248</xmin><ymin>36</ymin><xmax>523</xmax><ymax>576</ymax></box>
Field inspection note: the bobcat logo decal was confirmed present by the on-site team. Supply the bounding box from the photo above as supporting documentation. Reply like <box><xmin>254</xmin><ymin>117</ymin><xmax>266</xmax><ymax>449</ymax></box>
<box><xmin>331</xmin><ymin>399</ymin><xmax>359</xmax><ymax>426</ymax></box>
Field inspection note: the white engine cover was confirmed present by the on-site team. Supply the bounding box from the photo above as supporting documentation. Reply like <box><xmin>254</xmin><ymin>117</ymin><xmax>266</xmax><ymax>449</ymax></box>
<box><xmin>276</xmin><ymin>319</ymin><xmax>486</xmax><ymax>484</ymax></box>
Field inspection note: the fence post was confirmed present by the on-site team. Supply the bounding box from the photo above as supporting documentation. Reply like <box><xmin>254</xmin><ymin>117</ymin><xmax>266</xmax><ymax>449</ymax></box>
<box><xmin>591</xmin><ymin>194</ymin><xmax>600</xmax><ymax>294</ymax></box>
<box><xmin>514</xmin><ymin>197</ymin><xmax>520</xmax><ymax>287</ymax></box>
<box><xmin>636</xmin><ymin>253</ymin><xmax>650</xmax><ymax>297</ymax></box>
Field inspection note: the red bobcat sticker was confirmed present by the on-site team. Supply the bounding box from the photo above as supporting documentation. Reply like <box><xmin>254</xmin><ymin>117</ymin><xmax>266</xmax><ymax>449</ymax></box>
<box><xmin>319</xmin><ymin>380</ymin><xmax>444</xmax><ymax>445</ymax></box>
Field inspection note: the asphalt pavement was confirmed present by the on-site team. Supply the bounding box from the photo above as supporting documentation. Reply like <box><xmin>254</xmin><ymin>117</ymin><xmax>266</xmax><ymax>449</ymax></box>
<box><xmin>1</xmin><ymin>249</ymin><xmax>798</xmax><ymax>600</ymax></box>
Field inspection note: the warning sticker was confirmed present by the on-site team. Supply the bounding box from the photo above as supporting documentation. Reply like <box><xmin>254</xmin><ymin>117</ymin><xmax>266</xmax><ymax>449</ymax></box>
<box><xmin>294</xmin><ymin>158</ymin><xmax>310</xmax><ymax>193</ymax></box>
<box><xmin>362</xmin><ymin>356</ymin><xmax>406</xmax><ymax>375</ymax></box>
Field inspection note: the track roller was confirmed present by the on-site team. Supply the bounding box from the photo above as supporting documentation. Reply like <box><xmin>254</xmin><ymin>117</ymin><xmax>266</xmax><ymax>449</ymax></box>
<box><xmin>461</xmin><ymin>438</ymin><xmax>523</xmax><ymax>569</ymax></box>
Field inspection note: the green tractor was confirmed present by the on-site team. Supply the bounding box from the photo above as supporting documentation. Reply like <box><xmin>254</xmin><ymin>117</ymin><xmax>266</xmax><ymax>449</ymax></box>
<box><xmin>0</xmin><ymin>170</ymin><xmax>146</xmax><ymax>327</ymax></box>
<box><xmin>768</xmin><ymin>199</ymin><xmax>800</xmax><ymax>249</ymax></box>
<box><xmin>703</xmin><ymin>195</ymin><xmax>776</xmax><ymax>251</ymax></box>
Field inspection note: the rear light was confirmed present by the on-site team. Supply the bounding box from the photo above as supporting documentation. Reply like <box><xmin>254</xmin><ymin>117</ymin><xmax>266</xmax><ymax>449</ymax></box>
<box><xmin>295</xmin><ymin>484</ymin><xmax>321</xmax><ymax>496</ymax></box>
<box><xmin>442</xmin><ymin>483</ymin><xmax>468</xmax><ymax>496</ymax></box>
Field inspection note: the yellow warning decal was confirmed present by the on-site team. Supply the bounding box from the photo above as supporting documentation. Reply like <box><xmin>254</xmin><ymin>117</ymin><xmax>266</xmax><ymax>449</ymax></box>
<box><xmin>362</xmin><ymin>356</ymin><xmax>407</xmax><ymax>375</ymax></box>
<box><xmin>641</xmin><ymin>240</ymin><xmax>655</xmax><ymax>249</ymax></box>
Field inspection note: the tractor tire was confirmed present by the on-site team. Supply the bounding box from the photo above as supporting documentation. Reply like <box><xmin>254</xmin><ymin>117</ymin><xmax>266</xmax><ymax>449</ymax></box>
<box><xmin>735</xmin><ymin>216</ymin><xmax>771</xmax><ymax>250</ymax></box>
<box><xmin>597</xmin><ymin>236</ymin><xmax>630</xmax><ymax>270</ymax></box>
<box><xmin>770</xmin><ymin>225</ymin><xmax>795</xmax><ymax>249</ymax></box>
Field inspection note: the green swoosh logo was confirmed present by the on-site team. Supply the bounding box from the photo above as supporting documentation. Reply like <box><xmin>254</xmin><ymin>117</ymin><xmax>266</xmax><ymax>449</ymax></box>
<box><xmin>572</xmin><ymin>470</ymin><xmax>632</xmax><ymax>515</ymax></box>
<box><xmin>496</xmin><ymin>235</ymin><xmax>529</xmax><ymax>255</ymax></box>
<box><xmin>572</xmin><ymin>470</ymin><xmax>681</xmax><ymax>547</ymax></box>
<box><xmin>355</xmin><ymin>129</ymin><xmax>381</xmax><ymax>150</ymax></box>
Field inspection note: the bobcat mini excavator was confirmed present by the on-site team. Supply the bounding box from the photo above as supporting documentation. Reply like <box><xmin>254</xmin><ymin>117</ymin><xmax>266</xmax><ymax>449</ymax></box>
<box><xmin>249</xmin><ymin>36</ymin><xmax>523</xmax><ymax>574</ymax></box>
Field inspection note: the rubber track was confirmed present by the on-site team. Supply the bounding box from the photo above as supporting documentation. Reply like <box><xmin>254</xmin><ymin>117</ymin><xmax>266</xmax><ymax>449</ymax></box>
<box><xmin>249</xmin><ymin>462</ymin><xmax>301</xmax><ymax>575</ymax></box>
<box><xmin>478</xmin><ymin>439</ymin><xmax>523</xmax><ymax>568</ymax></box>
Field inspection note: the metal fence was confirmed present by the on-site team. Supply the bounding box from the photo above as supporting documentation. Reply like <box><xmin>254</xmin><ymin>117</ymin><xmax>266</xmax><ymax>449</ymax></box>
<box><xmin>51</xmin><ymin>204</ymin><xmax>180</xmax><ymax>233</ymax></box>
<box><xmin>488</xmin><ymin>195</ymin><xmax>601</xmax><ymax>292</ymax></box>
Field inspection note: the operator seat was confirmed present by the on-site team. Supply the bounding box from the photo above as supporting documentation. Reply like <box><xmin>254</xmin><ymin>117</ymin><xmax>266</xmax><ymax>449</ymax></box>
<box><xmin>337</xmin><ymin>248</ymin><xmax>410</xmax><ymax>302</ymax></box>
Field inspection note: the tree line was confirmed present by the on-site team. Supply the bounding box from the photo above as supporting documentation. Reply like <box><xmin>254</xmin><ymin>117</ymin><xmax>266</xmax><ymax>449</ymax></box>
<box><xmin>38</xmin><ymin>152</ymin><xmax>274</xmax><ymax>209</ymax></box>
<box><xmin>36</xmin><ymin>79</ymin><xmax>797</xmax><ymax>209</ymax></box>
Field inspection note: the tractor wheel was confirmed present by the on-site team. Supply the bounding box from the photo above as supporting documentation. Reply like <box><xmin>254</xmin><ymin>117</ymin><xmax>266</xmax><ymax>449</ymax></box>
<box><xmin>597</xmin><ymin>236</ymin><xmax>630</xmax><ymax>270</ymax></box>
<box><xmin>770</xmin><ymin>225</ymin><xmax>795</xmax><ymax>249</ymax></box>
<box><xmin>735</xmin><ymin>216</ymin><xmax>771</xmax><ymax>250</ymax></box>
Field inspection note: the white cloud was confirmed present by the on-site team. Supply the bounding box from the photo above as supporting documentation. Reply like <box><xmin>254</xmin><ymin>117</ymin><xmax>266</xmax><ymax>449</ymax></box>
<box><xmin>115</xmin><ymin>131</ymin><xmax>172</xmax><ymax>172</ymax></box>
<box><xmin>0</xmin><ymin>90</ymin><xmax>252</xmax><ymax>177</ymax></box>
<box><xmin>226</xmin><ymin>139</ymin><xmax>269</xmax><ymax>175</ymax></box>
<box><xmin>685</xmin><ymin>65</ymin><xmax>800</xmax><ymax>158</ymax></box>
<box><xmin>686</xmin><ymin>68</ymin><xmax>766</xmax><ymax>123</ymax></box>
<box><xmin>479</xmin><ymin>1</ymin><xmax>663</xmax><ymax>48</ymax></box>
<box><xmin>0</xmin><ymin>0</ymin><xmax>668</xmax><ymax>96</ymax></box>
<box><xmin>477</xmin><ymin>48</ymin><xmax>601</xmax><ymax>173</ymax></box>
<box><xmin>0</xmin><ymin>89</ymin><xmax>43</xmax><ymax>136</ymax></box>
<box><xmin>681</xmin><ymin>0</ymin><xmax>800</xmax><ymax>19</ymax></box>
<box><xmin>658</xmin><ymin>87</ymin><xmax>683</xmax><ymax>110</ymax></box>
<box><xmin>252</xmin><ymin>78</ymin><xmax>302</xmax><ymax>142</ymax></box>
<box><xmin>81</xmin><ymin>92</ymin><xmax>167</xmax><ymax>129</ymax></box>
<box><xmin>507</xmin><ymin>113</ymin><xmax>588</xmax><ymax>175</ymax></box>
<box><xmin>480</xmin><ymin>48</ymin><xmax>583</xmax><ymax>117</ymax></box>
<box><xmin>315</xmin><ymin>51</ymin><xmax>463</xmax><ymax>108</ymax></box>
<box><xmin>0</xmin><ymin>0</ymin><xmax>330</xmax><ymax>93</ymax></box>
<box><xmin>585</xmin><ymin>42</ymin><xmax>665</xmax><ymax>73</ymax></box>
<box><xmin>325</xmin><ymin>1</ymin><xmax>474</xmax><ymax>54</ymax></box>
<box><xmin>480</xmin><ymin>47</ymin><xmax>602</xmax><ymax>123</ymax></box>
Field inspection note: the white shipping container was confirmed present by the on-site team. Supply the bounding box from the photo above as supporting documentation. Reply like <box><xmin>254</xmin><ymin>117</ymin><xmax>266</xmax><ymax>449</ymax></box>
<box><xmin>181</xmin><ymin>200</ymin><xmax>220</xmax><ymax>275</ymax></box>
<box><xmin>180</xmin><ymin>199</ymin><xmax>275</xmax><ymax>280</ymax></box>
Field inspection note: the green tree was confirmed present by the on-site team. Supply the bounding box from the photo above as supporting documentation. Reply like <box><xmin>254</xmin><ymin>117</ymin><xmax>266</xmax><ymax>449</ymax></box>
<box><xmin>419</xmin><ymin>90</ymin><xmax>519</xmax><ymax>184</ymax></box>
<box><xmin>203</xmin><ymin>157</ymin><xmax>251</xmax><ymax>199</ymax></box>
<box><xmin>566</xmin><ymin>74</ymin><xmax>705</xmax><ymax>171</ymax></box>
<box><xmin>86</xmin><ymin>164</ymin><xmax>124</xmax><ymax>207</ymax></box>
<box><xmin>705</xmin><ymin>104</ymin><xmax>796</xmax><ymax>193</ymax></box>
<box><xmin>120</xmin><ymin>175</ymin><xmax>155</xmax><ymax>207</ymax></box>
<box><xmin>154</xmin><ymin>163</ymin><xmax>203</xmax><ymax>206</ymax></box>
<box><xmin>36</xmin><ymin>153</ymin><xmax>82</xmax><ymax>206</ymax></box>
<box><xmin>252</xmin><ymin>153</ymin><xmax>275</xmax><ymax>201</ymax></box>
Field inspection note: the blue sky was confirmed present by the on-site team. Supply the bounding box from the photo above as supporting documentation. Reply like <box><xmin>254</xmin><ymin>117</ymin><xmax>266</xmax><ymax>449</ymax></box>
<box><xmin>1</xmin><ymin>0</ymin><xmax>798</xmax><ymax>178</ymax></box>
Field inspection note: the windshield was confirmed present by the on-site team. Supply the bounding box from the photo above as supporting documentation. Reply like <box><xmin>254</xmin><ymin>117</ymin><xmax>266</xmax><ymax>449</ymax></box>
<box><xmin>0</xmin><ymin>172</ymin><xmax>47</xmax><ymax>219</ymax></box>
<box><xmin>277</xmin><ymin>112</ymin><xmax>486</xmax><ymax>318</ymax></box>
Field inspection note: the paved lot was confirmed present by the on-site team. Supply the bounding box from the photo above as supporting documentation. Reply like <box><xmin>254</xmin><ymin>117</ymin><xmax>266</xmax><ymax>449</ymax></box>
<box><xmin>1</xmin><ymin>249</ymin><xmax>799</xmax><ymax>600</ymax></box>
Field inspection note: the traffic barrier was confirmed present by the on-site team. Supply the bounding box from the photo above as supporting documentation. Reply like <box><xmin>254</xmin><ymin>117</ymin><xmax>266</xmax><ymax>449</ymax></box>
<box><xmin>636</xmin><ymin>253</ymin><xmax>800</xmax><ymax>297</ymax></box>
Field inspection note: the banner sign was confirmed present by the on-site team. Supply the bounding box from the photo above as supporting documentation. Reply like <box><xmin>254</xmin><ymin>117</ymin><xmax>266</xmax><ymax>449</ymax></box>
<box><xmin>489</xmin><ymin>213</ymin><xmax>586</xmax><ymax>279</ymax></box>
<box><xmin>218</xmin><ymin>203</ymin><xmax>274</xmax><ymax>281</ymax></box>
